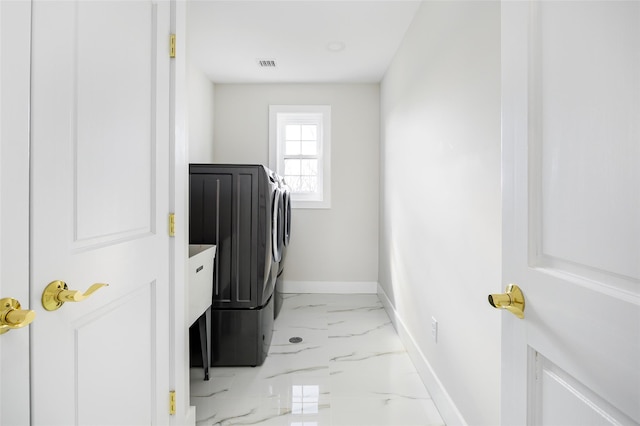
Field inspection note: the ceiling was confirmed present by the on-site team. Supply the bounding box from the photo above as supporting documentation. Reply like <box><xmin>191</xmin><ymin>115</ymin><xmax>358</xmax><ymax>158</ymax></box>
<box><xmin>187</xmin><ymin>1</ymin><xmax>422</xmax><ymax>84</ymax></box>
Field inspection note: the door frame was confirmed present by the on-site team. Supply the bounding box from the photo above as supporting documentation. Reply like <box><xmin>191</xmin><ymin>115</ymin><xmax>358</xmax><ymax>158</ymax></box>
<box><xmin>0</xmin><ymin>1</ymin><xmax>32</xmax><ymax>424</ymax></box>
<box><xmin>168</xmin><ymin>0</ymin><xmax>191</xmax><ymax>422</ymax></box>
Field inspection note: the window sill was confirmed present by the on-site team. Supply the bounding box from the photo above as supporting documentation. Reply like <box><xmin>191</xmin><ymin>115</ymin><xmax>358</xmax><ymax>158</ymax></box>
<box><xmin>292</xmin><ymin>199</ymin><xmax>331</xmax><ymax>209</ymax></box>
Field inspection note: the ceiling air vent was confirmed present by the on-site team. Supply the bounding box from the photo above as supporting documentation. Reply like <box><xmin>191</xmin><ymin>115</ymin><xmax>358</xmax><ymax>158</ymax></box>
<box><xmin>258</xmin><ymin>59</ymin><xmax>277</xmax><ymax>68</ymax></box>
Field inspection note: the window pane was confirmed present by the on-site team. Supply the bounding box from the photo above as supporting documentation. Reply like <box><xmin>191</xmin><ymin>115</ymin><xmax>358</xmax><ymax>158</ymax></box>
<box><xmin>300</xmin><ymin>176</ymin><xmax>311</xmax><ymax>192</ymax></box>
<box><xmin>284</xmin><ymin>159</ymin><xmax>301</xmax><ymax>175</ymax></box>
<box><xmin>285</xmin><ymin>124</ymin><xmax>301</xmax><ymax>140</ymax></box>
<box><xmin>301</xmin><ymin>125</ymin><xmax>317</xmax><ymax>141</ymax></box>
<box><xmin>300</xmin><ymin>176</ymin><xmax>318</xmax><ymax>193</ymax></box>
<box><xmin>301</xmin><ymin>140</ymin><xmax>317</xmax><ymax>155</ymax></box>
<box><xmin>285</xmin><ymin>175</ymin><xmax>300</xmax><ymax>191</ymax></box>
<box><xmin>286</xmin><ymin>140</ymin><xmax>300</xmax><ymax>155</ymax></box>
<box><xmin>301</xmin><ymin>159</ymin><xmax>317</xmax><ymax>176</ymax></box>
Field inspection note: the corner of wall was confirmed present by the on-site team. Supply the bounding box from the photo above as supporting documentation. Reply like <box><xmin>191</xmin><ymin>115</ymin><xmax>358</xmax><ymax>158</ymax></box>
<box><xmin>186</xmin><ymin>64</ymin><xmax>215</xmax><ymax>163</ymax></box>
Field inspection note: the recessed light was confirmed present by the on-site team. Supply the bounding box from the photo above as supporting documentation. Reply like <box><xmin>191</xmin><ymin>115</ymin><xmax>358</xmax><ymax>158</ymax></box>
<box><xmin>326</xmin><ymin>41</ymin><xmax>346</xmax><ymax>52</ymax></box>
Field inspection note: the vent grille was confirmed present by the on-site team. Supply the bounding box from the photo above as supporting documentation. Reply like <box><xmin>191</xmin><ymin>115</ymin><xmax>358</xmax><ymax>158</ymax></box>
<box><xmin>258</xmin><ymin>59</ymin><xmax>277</xmax><ymax>68</ymax></box>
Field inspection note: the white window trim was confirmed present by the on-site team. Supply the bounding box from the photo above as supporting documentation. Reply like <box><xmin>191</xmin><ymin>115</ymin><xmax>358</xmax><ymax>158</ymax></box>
<box><xmin>269</xmin><ymin>105</ymin><xmax>331</xmax><ymax>209</ymax></box>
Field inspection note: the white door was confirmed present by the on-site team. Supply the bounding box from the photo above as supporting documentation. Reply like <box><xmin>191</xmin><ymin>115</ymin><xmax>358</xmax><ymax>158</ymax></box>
<box><xmin>29</xmin><ymin>1</ymin><xmax>172</xmax><ymax>424</ymax></box>
<box><xmin>501</xmin><ymin>1</ymin><xmax>640</xmax><ymax>425</ymax></box>
<box><xmin>0</xmin><ymin>1</ymin><xmax>32</xmax><ymax>424</ymax></box>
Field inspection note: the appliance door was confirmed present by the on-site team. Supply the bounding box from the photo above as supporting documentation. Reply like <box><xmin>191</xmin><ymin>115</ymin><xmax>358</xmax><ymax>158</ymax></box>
<box><xmin>271</xmin><ymin>188</ymin><xmax>284</xmax><ymax>263</ymax></box>
<box><xmin>282</xmin><ymin>186</ymin><xmax>291</xmax><ymax>247</ymax></box>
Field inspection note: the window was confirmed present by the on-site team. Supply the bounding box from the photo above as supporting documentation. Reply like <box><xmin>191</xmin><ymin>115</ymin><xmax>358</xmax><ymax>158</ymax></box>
<box><xmin>269</xmin><ymin>105</ymin><xmax>331</xmax><ymax>209</ymax></box>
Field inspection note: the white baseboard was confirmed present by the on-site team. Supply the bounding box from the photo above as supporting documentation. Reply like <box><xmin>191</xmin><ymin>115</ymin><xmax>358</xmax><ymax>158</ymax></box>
<box><xmin>377</xmin><ymin>283</ymin><xmax>467</xmax><ymax>426</ymax></box>
<box><xmin>185</xmin><ymin>406</ymin><xmax>196</xmax><ymax>426</ymax></box>
<box><xmin>281</xmin><ymin>280</ymin><xmax>378</xmax><ymax>294</ymax></box>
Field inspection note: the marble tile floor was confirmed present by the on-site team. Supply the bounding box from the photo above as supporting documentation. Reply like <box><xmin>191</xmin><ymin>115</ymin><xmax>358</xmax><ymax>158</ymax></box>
<box><xmin>190</xmin><ymin>293</ymin><xmax>445</xmax><ymax>426</ymax></box>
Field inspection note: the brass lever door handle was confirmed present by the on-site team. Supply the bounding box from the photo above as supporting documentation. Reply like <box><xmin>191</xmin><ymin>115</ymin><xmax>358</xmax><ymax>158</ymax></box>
<box><xmin>488</xmin><ymin>284</ymin><xmax>525</xmax><ymax>319</ymax></box>
<box><xmin>42</xmin><ymin>280</ymin><xmax>108</xmax><ymax>311</ymax></box>
<box><xmin>0</xmin><ymin>298</ymin><xmax>36</xmax><ymax>335</ymax></box>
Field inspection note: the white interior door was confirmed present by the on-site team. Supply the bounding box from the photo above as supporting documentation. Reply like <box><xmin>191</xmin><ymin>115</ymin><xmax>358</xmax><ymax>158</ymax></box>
<box><xmin>30</xmin><ymin>1</ymin><xmax>172</xmax><ymax>424</ymax></box>
<box><xmin>501</xmin><ymin>1</ymin><xmax>640</xmax><ymax>425</ymax></box>
<box><xmin>0</xmin><ymin>1</ymin><xmax>32</xmax><ymax>424</ymax></box>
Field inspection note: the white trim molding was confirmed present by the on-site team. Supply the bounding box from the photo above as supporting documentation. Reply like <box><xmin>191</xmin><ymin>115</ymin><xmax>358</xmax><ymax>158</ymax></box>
<box><xmin>281</xmin><ymin>280</ymin><xmax>377</xmax><ymax>294</ymax></box>
<box><xmin>377</xmin><ymin>283</ymin><xmax>467</xmax><ymax>426</ymax></box>
<box><xmin>185</xmin><ymin>406</ymin><xmax>196</xmax><ymax>426</ymax></box>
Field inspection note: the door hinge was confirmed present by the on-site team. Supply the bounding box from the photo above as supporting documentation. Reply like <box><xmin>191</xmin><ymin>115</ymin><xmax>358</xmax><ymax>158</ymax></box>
<box><xmin>169</xmin><ymin>34</ymin><xmax>176</xmax><ymax>58</ymax></box>
<box><xmin>169</xmin><ymin>213</ymin><xmax>175</xmax><ymax>237</ymax></box>
<box><xmin>169</xmin><ymin>390</ymin><xmax>176</xmax><ymax>415</ymax></box>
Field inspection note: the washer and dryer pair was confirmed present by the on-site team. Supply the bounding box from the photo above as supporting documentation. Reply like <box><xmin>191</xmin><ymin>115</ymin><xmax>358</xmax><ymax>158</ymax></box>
<box><xmin>189</xmin><ymin>164</ymin><xmax>289</xmax><ymax>367</ymax></box>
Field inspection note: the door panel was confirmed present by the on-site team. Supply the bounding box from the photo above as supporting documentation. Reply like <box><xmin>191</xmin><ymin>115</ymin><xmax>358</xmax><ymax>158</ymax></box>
<box><xmin>533</xmin><ymin>1</ymin><xmax>640</xmax><ymax>286</ymax></box>
<box><xmin>501</xmin><ymin>1</ymin><xmax>640</xmax><ymax>425</ymax></box>
<box><xmin>531</xmin><ymin>351</ymin><xmax>636</xmax><ymax>426</ymax></box>
<box><xmin>30</xmin><ymin>1</ymin><xmax>170</xmax><ymax>424</ymax></box>
<box><xmin>76</xmin><ymin>284</ymin><xmax>154</xmax><ymax>425</ymax></box>
<box><xmin>74</xmin><ymin>1</ymin><xmax>153</xmax><ymax>245</ymax></box>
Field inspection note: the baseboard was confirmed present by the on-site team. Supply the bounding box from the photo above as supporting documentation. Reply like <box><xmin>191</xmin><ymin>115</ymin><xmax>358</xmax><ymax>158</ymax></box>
<box><xmin>185</xmin><ymin>406</ymin><xmax>196</xmax><ymax>426</ymax></box>
<box><xmin>281</xmin><ymin>280</ymin><xmax>378</xmax><ymax>294</ymax></box>
<box><xmin>377</xmin><ymin>283</ymin><xmax>467</xmax><ymax>426</ymax></box>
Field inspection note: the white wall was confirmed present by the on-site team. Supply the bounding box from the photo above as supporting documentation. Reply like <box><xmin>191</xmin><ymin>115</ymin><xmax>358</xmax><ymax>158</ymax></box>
<box><xmin>213</xmin><ymin>84</ymin><xmax>379</xmax><ymax>288</ymax></box>
<box><xmin>187</xmin><ymin>61</ymin><xmax>215</xmax><ymax>163</ymax></box>
<box><xmin>379</xmin><ymin>2</ymin><xmax>502</xmax><ymax>425</ymax></box>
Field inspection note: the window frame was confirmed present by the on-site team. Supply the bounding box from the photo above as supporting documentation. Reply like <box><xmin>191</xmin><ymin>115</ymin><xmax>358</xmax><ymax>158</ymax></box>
<box><xmin>269</xmin><ymin>105</ymin><xmax>331</xmax><ymax>209</ymax></box>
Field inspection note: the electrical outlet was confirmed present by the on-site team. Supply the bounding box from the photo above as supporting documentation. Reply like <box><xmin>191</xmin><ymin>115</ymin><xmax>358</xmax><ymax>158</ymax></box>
<box><xmin>431</xmin><ymin>317</ymin><xmax>438</xmax><ymax>343</ymax></box>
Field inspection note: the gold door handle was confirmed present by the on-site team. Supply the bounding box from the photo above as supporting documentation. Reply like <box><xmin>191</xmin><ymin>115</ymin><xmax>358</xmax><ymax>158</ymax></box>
<box><xmin>488</xmin><ymin>284</ymin><xmax>525</xmax><ymax>319</ymax></box>
<box><xmin>0</xmin><ymin>298</ymin><xmax>36</xmax><ymax>335</ymax></box>
<box><xmin>42</xmin><ymin>280</ymin><xmax>108</xmax><ymax>311</ymax></box>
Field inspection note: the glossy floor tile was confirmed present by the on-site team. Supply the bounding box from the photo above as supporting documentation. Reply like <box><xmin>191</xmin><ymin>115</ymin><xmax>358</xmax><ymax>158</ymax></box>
<box><xmin>190</xmin><ymin>294</ymin><xmax>445</xmax><ymax>426</ymax></box>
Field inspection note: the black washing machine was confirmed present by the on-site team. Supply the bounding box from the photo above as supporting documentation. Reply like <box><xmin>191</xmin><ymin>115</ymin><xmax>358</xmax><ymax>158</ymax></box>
<box><xmin>189</xmin><ymin>164</ymin><xmax>282</xmax><ymax>366</ymax></box>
